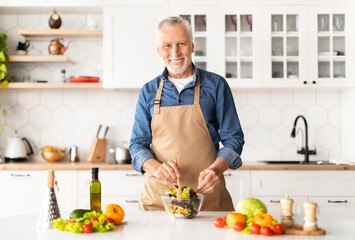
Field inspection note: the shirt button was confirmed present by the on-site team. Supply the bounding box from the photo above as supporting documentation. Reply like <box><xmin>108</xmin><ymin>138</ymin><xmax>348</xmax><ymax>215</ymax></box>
<box><xmin>179</xmin><ymin>99</ymin><xmax>182</xmax><ymax>103</ymax></box>
<box><xmin>171</xmin><ymin>84</ymin><xmax>174</xmax><ymax>88</ymax></box>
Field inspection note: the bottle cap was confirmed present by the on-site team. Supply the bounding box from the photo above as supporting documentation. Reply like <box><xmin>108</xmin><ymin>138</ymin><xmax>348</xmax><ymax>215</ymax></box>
<box><xmin>91</xmin><ymin>167</ymin><xmax>99</xmax><ymax>174</ymax></box>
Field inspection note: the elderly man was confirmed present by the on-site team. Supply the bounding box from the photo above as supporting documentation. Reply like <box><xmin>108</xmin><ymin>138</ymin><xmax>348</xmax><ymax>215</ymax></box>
<box><xmin>129</xmin><ymin>16</ymin><xmax>244</xmax><ymax>211</ymax></box>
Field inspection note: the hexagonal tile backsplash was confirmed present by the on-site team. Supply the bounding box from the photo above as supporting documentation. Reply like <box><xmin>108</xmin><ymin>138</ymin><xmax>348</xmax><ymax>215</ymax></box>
<box><xmin>0</xmin><ymin>11</ymin><xmax>342</xmax><ymax>163</ymax></box>
<box><xmin>0</xmin><ymin>89</ymin><xmax>342</xmax><ymax>163</ymax></box>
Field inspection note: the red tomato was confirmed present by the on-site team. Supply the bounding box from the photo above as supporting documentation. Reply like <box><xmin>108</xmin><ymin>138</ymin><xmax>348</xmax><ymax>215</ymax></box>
<box><xmin>271</xmin><ymin>224</ymin><xmax>283</xmax><ymax>235</ymax></box>
<box><xmin>233</xmin><ymin>222</ymin><xmax>245</xmax><ymax>232</ymax></box>
<box><xmin>260</xmin><ymin>226</ymin><xmax>272</xmax><ymax>236</ymax></box>
<box><xmin>223</xmin><ymin>216</ymin><xmax>227</xmax><ymax>225</ymax></box>
<box><xmin>106</xmin><ymin>218</ymin><xmax>115</xmax><ymax>224</ymax></box>
<box><xmin>250</xmin><ymin>224</ymin><xmax>261</xmax><ymax>235</ymax></box>
<box><xmin>68</xmin><ymin>220</ymin><xmax>76</xmax><ymax>225</ymax></box>
<box><xmin>90</xmin><ymin>217</ymin><xmax>99</xmax><ymax>224</ymax></box>
<box><xmin>82</xmin><ymin>224</ymin><xmax>93</xmax><ymax>234</ymax></box>
<box><xmin>214</xmin><ymin>218</ymin><xmax>225</xmax><ymax>228</ymax></box>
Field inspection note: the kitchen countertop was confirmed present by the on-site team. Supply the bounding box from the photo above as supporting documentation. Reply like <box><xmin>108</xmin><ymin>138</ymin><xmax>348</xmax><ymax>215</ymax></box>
<box><xmin>0</xmin><ymin>161</ymin><xmax>354</xmax><ymax>170</ymax></box>
<box><xmin>1</xmin><ymin>211</ymin><xmax>354</xmax><ymax>240</ymax></box>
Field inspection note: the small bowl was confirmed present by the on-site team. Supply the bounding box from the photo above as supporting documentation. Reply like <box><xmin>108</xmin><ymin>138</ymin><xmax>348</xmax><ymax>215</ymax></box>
<box><xmin>161</xmin><ymin>194</ymin><xmax>204</xmax><ymax>219</ymax></box>
<box><xmin>42</xmin><ymin>151</ymin><xmax>65</xmax><ymax>162</ymax></box>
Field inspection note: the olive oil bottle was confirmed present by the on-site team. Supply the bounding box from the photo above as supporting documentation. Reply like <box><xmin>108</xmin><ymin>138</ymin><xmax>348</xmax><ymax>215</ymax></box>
<box><xmin>90</xmin><ymin>167</ymin><xmax>101</xmax><ymax>211</ymax></box>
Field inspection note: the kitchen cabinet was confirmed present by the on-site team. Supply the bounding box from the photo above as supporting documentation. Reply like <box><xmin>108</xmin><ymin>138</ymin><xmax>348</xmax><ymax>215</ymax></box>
<box><xmin>250</xmin><ymin>170</ymin><xmax>355</xmax><ymax>219</ymax></box>
<box><xmin>77</xmin><ymin>170</ymin><xmax>145</xmax><ymax>211</ymax></box>
<box><xmin>0</xmin><ymin>170</ymin><xmax>77</xmax><ymax>217</ymax></box>
<box><xmin>262</xmin><ymin>5</ymin><xmax>355</xmax><ymax>88</ymax></box>
<box><xmin>215</xmin><ymin>7</ymin><xmax>262</xmax><ymax>88</ymax></box>
<box><xmin>103</xmin><ymin>6</ymin><xmax>168</xmax><ymax>88</ymax></box>
<box><xmin>308</xmin><ymin>6</ymin><xmax>355</xmax><ymax>87</ymax></box>
<box><xmin>224</xmin><ymin>170</ymin><xmax>251</xmax><ymax>208</ymax></box>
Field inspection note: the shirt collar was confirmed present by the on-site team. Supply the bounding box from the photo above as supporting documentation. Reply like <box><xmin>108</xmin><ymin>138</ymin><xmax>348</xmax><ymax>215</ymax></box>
<box><xmin>162</xmin><ymin>63</ymin><xmax>198</xmax><ymax>86</ymax></box>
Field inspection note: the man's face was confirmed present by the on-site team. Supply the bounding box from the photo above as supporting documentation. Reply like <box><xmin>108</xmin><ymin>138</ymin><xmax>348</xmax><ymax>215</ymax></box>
<box><xmin>157</xmin><ymin>23</ymin><xmax>194</xmax><ymax>78</ymax></box>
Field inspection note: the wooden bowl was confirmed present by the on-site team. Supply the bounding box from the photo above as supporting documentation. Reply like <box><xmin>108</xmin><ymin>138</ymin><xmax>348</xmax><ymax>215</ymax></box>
<box><xmin>42</xmin><ymin>151</ymin><xmax>65</xmax><ymax>162</ymax></box>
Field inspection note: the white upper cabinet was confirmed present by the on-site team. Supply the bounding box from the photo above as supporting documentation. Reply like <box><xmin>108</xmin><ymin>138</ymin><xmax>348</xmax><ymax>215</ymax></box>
<box><xmin>263</xmin><ymin>5</ymin><xmax>354</xmax><ymax>88</ymax></box>
<box><xmin>103</xmin><ymin>6</ymin><xmax>168</xmax><ymax>88</ymax></box>
<box><xmin>216</xmin><ymin>7</ymin><xmax>262</xmax><ymax>88</ymax></box>
<box><xmin>308</xmin><ymin>6</ymin><xmax>354</xmax><ymax>87</ymax></box>
<box><xmin>262</xmin><ymin>6</ymin><xmax>308</xmax><ymax>88</ymax></box>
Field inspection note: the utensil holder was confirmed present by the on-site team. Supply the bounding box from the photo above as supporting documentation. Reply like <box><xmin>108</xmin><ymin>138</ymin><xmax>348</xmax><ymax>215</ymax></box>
<box><xmin>86</xmin><ymin>138</ymin><xmax>107</xmax><ymax>162</ymax></box>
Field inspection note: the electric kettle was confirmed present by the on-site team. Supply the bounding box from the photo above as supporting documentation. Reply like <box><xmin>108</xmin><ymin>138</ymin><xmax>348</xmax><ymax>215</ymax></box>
<box><xmin>4</xmin><ymin>131</ymin><xmax>34</xmax><ymax>162</ymax></box>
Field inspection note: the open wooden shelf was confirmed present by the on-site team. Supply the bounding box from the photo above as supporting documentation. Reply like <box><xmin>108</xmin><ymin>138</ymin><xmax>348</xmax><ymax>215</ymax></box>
<box><xmin>18</xmin><ymin>29</ymin><xmax>103</xmax><ymax>38</ymax></box>
<box><xmin>5</xmin><ymin>82</ymin><xmax>103</xmax><ymax>89</ymax></box>
<box><xmin>8</xmin><ymin>55</ymin><xmax>71</xmax><ymax>63</ymax></box>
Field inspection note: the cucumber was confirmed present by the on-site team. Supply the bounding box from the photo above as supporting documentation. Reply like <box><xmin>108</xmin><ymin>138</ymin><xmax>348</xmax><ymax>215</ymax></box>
<box><xmin>69</xmin><ymin>209</ymin><xmax>92</xmax><ymax>219</ymax></box>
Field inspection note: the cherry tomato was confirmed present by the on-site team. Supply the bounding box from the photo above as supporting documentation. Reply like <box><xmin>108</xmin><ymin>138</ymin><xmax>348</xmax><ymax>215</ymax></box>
<box><xmin>223</xmin><ymin>216</ymin><xmax>227</xmax><ymax>226</ymax></box>
<box><xmin>214</xmin><ymin>218</ymin><xmax>225</xmax><ymax>228</ymax></box>
<box><xmin>250</xmin><ymin>224</ymin><xmax>261</xmax><ymax>235</ymax></box>
<box><xmin>106</xmin><ymin>218</ymin><xmax>115</xmax><ymax>224</ymax></box>
<box><xmin>90</xmin><ymin>217</ymin><xmax>99</xmax><ymax>224</ymax></box>
<box><xmin>260</xmin><ymin>226</ymin><xmax>272</xmax><ymax>236</ymax></box>
<box><xmin>271</xmin><ymin>224</ymin><xmax>283</xmax><ymax>235</ymax></box>
<box><xmin>82</xmin><ymin>224</ymin><xmax>93</xmax><ymax>234</ymax></box>
<box><xmin>68</xmin><ymin>220</ymin><xmax>76</xmax><ymax>225</ymax></box>
<box><xmin>233</xmin><ymin>222</ymin><xmax>245</xmax><ymax>232</ymax></box>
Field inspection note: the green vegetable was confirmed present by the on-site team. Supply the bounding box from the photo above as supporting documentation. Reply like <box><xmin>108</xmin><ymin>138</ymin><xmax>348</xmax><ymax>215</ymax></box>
<box><xmin>236</xmin><ymin>198</ymin><xmax>267</xmax><ymax>219</ymax></box>
<box><xmin>236</xmin><ymin>198</ymin><xmax>268</xmax><ymax>234</ymax></box>
<box><xmin>69</xmin><ymin>209</ymin><xmax>92</xmax><ymax>219</ymax></box>
<box><xmin>53</xmin><ymin>211</ymin><xmax>115</xmax><ymax>234</ymax></box>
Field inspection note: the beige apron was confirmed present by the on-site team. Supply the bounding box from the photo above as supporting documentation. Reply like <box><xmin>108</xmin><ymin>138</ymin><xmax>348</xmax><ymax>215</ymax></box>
<box><xmin>139</xmin><ymin>71</ymin><xmax>234</xmax><ymax>211</ymax></box>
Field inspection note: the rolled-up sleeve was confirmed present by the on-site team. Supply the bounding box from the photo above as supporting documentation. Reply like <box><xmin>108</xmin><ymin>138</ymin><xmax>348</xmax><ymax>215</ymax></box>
<box><xmin>215</xmin><ymin>78</ymin><xmax>244</xmax><ymax>169</ymax></box>
<box><xmin>129</xmin><ymin>86</ymin><xmax>155</xmax><ymax>173</ymax></box>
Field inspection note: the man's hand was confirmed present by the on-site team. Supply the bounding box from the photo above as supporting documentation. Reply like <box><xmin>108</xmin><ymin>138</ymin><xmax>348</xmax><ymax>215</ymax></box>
<box><xmin>142</xmin><ymin>158</ymin><xmax>180</xmax><ymax>183</ymax></box>
<box><xmin>197</xmin><ymin>157</ymin><xmax>230</xmax><ymax>194</ymax></box>
<box><xmin>197</xmin><ymin>169</ymin><xmax>219</xmax><ymax>193</ymax></box>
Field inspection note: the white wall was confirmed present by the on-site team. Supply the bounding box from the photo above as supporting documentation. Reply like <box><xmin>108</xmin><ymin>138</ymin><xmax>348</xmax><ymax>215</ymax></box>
<box><xmin>0</xmin><ymin>89</ymin><xmax>342</xmax><ymax>163</ymax></box>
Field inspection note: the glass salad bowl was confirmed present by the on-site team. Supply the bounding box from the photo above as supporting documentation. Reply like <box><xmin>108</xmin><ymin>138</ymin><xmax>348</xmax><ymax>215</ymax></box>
<box><xmin>161</xmin><ymin>193</ymin><xmax>204</xmax><ymax>219</ymax></box>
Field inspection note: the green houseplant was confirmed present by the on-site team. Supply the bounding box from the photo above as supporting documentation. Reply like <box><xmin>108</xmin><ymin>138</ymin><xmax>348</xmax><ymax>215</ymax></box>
<box><xmin>0</xmin><ymin>32</ymin><xmax>8</xmax><ymax>132</ymax></box>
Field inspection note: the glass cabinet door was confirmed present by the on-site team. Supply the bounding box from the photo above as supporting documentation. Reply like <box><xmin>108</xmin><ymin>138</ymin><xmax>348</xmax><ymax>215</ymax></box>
<box><xmin>309</xmin><ymin>7</ymin><xmax>353</xmax><ymax>86</ymax></box>
<box><xmin>317</xmin><ymin>13</ymin><xmax>345</xmax><ymax>79</ymax></box>
<box><xmin>216</xmin><ymin>8</ymin><xmax>261</xmax><ymax>87</ymax></box>
<box><xmin>263</xmin><ymin>7</ymin><xmax>308</xmax><ymax>87</ymax></box>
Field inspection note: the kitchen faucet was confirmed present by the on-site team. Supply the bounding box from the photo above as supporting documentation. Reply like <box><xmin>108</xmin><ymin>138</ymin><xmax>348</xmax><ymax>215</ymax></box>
<box><xmin>290</xmin><ymin>115</ymin><xmax>316</xmax><ymax>164</ymax></box>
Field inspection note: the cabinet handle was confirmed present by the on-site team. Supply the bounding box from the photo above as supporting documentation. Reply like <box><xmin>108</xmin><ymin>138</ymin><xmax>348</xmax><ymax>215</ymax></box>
<box><xmin>125</xmin><ymin>173</ymin><xmax>144</xmax><ymax>177</ymax></box>
<box><xmin>270</xmin><ymin>200</ymin><xmax>280</xmax><ymax>203</ymax></box>
<box><xmin>125</xmin><ymin>200</ymin><xmax>139</xmax><ymax>203</ymax></box>
<box><xmin>303</xmin><ymin>81</ymin><xmax>307</xmax><ymax>84</ymax></box>
<box><xmin>10</xmin><ymin>173</ymin><xmax>30</xmax><ymax>177</ymax></box>
<box><xmin>223</xmin><ymin>173</ymin><xmax>232</xmax><ymax>177</ymax></box>
<box><xmin>328</xmin><ymin>200</ymin><xmax>348</xmax><ymax>203</ymax></box>
<box><xmin>312</xmin><ymin>80</ymin><xmax>316</xmax><ymax>84</ymax></box>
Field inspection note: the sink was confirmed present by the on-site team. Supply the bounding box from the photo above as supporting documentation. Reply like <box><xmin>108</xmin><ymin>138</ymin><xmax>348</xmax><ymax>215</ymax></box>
<box><xmin>261</xmin><ymin>160</ymin><xmax>335</xmax><ymax>165</ymax></box>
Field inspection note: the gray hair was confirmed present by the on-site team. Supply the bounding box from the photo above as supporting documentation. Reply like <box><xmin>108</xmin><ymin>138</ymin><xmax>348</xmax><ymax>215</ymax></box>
<box><xmin>156</xmin><ymin>16</ymin><xmax>193</xmax><ymax>42</ymax></box>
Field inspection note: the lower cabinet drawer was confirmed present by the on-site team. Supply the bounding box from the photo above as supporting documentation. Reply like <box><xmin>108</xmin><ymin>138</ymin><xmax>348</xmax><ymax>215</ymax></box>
<box><xmin>78</xmin><ymin>196</ymin><xmax>140</xmax><ymax>211</ymax></box>
<box><xmin>78</xmin><ymin>170</ymin><xmax>146</xmax><ymax>196</ymax></box>
<box><xmin>252</xmin><ymin>196</ymin><xmax>307</xmax><ymax>218</ymax></box>
<box><xmin>308</xmin><ymin>196</ymin><xmax>355</xmax><ymax>220</ymax></box>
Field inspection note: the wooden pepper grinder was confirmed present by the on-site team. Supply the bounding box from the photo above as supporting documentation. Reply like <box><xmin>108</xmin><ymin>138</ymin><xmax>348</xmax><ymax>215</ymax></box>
<box><xmin>280</xmin><ymin>195</ymin><xmax>294</xmax><ymax>229</ymax></box>
<box><xmin>303</xmin><ymin>202</ymin><xmax>318</xmax><ymax>232</ymax></box>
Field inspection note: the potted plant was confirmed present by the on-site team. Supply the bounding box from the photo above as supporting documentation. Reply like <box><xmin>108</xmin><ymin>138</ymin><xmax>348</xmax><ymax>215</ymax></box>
<box><xmin>0</xmin><ymin>32</ymin><xmax>8</xmax><ymax>132</ymax></box>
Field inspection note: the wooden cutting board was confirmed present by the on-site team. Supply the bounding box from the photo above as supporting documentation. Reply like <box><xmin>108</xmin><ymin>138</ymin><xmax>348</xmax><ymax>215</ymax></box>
<box><xmin>284</xmin><ymin>224</ymin><xmax>326</xmax><ymax>235</ymax></box>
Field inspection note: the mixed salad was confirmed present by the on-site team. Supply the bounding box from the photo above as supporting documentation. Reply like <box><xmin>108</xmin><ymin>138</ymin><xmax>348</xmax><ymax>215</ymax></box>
<box><xmin>167</xmin><ymin>186</ymin><xmax>201</xmax><ymax>219</ymax></box>
<box><xmin>53</xmin><ymin>211</ymin><xmax>115</xmax><ymax>234</ymax></box>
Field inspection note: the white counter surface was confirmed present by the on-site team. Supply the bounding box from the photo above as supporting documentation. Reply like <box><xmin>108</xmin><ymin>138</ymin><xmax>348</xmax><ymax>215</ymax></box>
<box><xmin>1</xmin><ymin>211</ymin><xmax>354</xmax><ymax>240</ymax></box>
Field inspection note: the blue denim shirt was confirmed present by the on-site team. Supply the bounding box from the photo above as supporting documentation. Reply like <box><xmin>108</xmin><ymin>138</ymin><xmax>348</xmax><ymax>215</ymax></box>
<box><xmin>129</xmin><ymin>65</ymin><xmax>244</xmax><ymax>173</ymax></box>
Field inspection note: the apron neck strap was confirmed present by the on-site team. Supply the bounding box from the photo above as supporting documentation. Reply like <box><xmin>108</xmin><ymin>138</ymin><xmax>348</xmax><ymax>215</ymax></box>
<box><xmin>154</xmin><ymin>69</ymin><xmax>201</xmax><ymax>114</ymax></box>
<box><xmin>194</xmin><ymin>70</ymin><xmax>200</xmax><ymax>105</ymax></box>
